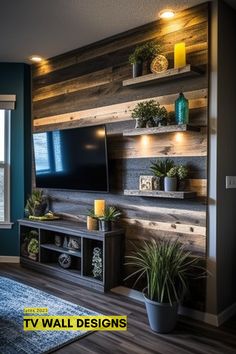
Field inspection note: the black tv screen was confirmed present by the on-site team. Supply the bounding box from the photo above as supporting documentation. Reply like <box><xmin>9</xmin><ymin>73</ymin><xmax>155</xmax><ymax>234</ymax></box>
<box><xmin>33</xmin><ymin>125</ymin><xmax>109</xmax><ymax>192</ymax></box>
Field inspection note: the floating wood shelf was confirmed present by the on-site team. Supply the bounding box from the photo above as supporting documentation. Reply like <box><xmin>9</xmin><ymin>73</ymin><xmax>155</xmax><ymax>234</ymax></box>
<box><xmin>124</xmin><ymin>189</ymin><xmax>196</xmax><ymax>199</ymax></box>
<box><xmin>122</xmin><ymin>65</ymin><xmax>203</xmax><ymax>88</ymax></box>
<box><xmin>123</xmin><ymin>124</ymin><xmax>200</xmax><ymax>136</ymax></box>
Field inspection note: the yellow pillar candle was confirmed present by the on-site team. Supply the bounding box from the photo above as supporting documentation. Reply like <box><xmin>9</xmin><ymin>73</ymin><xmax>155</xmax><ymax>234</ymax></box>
<box><xmin>174</xmin><ymin>42</ymin><xmax>186</xmax><ymax>68</ymax></box>
<box><xmin>94</xmin><ymin>200</ymin><xmax>105</xmax><ymax>217</ymax></box>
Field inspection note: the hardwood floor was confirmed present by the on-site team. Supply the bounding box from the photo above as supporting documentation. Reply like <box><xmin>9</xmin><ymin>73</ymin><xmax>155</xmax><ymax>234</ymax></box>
<box><xmin>1</xmin><ymin>264</ymin><xmax>236</xmax><ymax>354</ymax></box>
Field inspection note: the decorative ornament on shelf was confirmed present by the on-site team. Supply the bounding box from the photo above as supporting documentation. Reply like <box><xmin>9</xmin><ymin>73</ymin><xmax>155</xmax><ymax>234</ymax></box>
<box><xmin>54</xmin><ymin>235</ymin><xmax>62</xmax><ymax>247</ymax></box>
<box><xmin>175</xmin><ymin>92</ymin><xmax>189</xmax><ymax>125</ymax></box>
<box><xmin>58</xmin><ymin>253</ymin><xmax>72</xmax><ymax>269</ymax></box>
<box><xmin>27</xmin><ymin>238</ymin><xmax>39</xmax><ymax>261</ymax></box>
<box><xmin>87</xmin><ymin>208</ymin><xmax>98</xmax><ymax>231</ymax></box>
<box><xmin>68</xmin><ymin>237</ymin><xmax>80</xmax><ymax>251</ymax></box>
<box><xmin>174</xmin><ymin>42</ymin><xmax>186</xmax><ymax>68</ymax></box>
<box><xmin>94</xmin><ymin>200</ymin><xmax>105</xmax><ymax>217</ymax></box>
<box><xmin>151</xmin><ymin>55</ymin><xmax>168</xmax><ymax>73</ymax></box>
<box><xmin>92</xmin><ymin>247</ymin><xmax>103</xmax><ymax>280</ymax></box>
<box><xmin>139</xmin><ymin>175</ymin><xmax>161</xmax><ymax>191</ymax></box>
<box><xmin>63</xmin><ymin>236</ymin><xmax>68</xmax><ymax>249</ymax></box>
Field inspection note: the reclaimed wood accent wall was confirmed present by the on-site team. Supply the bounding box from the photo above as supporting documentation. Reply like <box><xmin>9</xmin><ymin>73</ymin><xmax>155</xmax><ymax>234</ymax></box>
<box><xmin>32</xmin><ymin>3</ymin><xmax>209</xmax><ymax>264</ymax></box>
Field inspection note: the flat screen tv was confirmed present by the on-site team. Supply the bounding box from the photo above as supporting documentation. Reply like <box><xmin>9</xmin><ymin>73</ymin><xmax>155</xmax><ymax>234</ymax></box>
<box><xmin>33</xmin><ymin>125</ymin><xmax>109</xmax><ymax>192</ymax></box>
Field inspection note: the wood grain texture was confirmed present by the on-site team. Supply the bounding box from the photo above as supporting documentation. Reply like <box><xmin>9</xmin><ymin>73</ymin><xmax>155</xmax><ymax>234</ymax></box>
<box><xmin>31</xmin><ymin>3</ymin><xmax>209</xmax><ymax>257</ymax></box>
<box><xmin>123</xmin><ymin>190</ymin><xmax>197</xmax><ymax>199</ymax></box>
<box><xmin>33</xmin><ymin>88</ymin><xmax>207</xmax><ymax>129</ymax></box>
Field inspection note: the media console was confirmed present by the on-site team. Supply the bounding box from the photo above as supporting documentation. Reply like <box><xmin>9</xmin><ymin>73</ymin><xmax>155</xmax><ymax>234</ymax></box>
<box><xmin>18</xmin><ymin>219</ymin><xmax>125</xmax><ymax>292</ymax></box>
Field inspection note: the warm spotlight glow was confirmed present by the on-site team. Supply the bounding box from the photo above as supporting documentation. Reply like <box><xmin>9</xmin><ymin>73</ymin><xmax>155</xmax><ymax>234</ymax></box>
<box><xmin>141</xmin><ymin>135</ymin><xmax>150</xmax><ymax>146</ymax></box>
<box><xmin>96</xmin><ymin>128</ymin><xmax>105</xmax><ymax>138</ymax></box>
<box><xmin>29</xmin><ymin>55</ymin><xmax>43</xmax><ymax>63</ymax></box>
<box><xmin>159</xmin><ymin>9</ymin><xmax>175</xmax><ymax>19</ymax></box>
<box><xmin>175</xmin><ymin>132</ymin><xmax>184</xmax><ymax>143</ymax></box>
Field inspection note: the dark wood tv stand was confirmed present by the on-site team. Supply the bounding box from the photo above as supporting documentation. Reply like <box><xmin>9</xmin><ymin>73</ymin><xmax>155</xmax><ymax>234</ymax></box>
<box><xmin>18</xmin><ymin>219</ymin><xmax>125</xmax><ymax>292</ymax></box>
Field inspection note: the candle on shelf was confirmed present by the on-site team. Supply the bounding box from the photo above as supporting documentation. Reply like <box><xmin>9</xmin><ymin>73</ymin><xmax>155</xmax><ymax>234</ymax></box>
<box><xmin>94</xmin><ymin>200</ymin><xmax>105</xmax><ymax>217</ymax></box>
<box><xmin>174</xmin><ymin>42</ymin><xmax>186</xmax><ymax>68</ymax></box>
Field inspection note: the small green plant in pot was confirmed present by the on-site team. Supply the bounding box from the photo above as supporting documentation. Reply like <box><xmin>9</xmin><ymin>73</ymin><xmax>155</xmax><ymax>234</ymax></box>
<box><xmin>27</xmin><ymin>238</ymin><xmax>39</xmax><ymax>261</ymax></box>
<box><xmin>177</xmin><ymin>165</ymin><xmax>189</xmax><ymax>191</ymax></box>
<box><xmin>125</xmin><ymin>238</ymin><xmax>204</xmax><ymax>333</ymax></box>
<box><xmin>25</xmin><ymin>189</ymin><xmax>48</xmax><ymax>217</ymax></box>
<box><xmin>153</xmin><ymin>105</ymin><xmax>169</xmax><ymax>127</ymax></box>
<box><xmin>164</xmin><ymin>166</ymin><xmax>178</xmax><ymax>192</ymax></box>
<box><xmin>129</xmin><ymin>41</ymin><xmax>161</xmax><ymax>77</ymax></box>
<box><xmin>132</xmin><ymin>100</ymin><xmax>162</xmax><ymax>128</ymax></box>
<box><xmin>150</xmin><ymin>159</ymin><xmax>174</xmax><ymax>190</ymax></box>
<box><xmin>98</xmin><ymin>206</ymin><xmax>121</xmax><ymax>232</ymax></box>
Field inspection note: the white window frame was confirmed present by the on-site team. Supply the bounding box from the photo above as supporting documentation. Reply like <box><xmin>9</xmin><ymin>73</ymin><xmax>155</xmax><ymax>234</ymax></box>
<box><xmin>0</xmin><ymin>95</ymin><xmax>16</xmax><ymax>229</ymax></box>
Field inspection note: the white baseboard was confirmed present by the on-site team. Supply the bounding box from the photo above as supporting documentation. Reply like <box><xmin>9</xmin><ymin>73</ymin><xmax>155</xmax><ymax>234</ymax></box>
<box><xmin>0</xmin><ymin>256</ymin><xmax>20</xmax><ymax>263</ymax></box>
<box><xmin>111</xmin><ymin>286</ymin><xmax>236</xmax><ymax>326</ymax></box>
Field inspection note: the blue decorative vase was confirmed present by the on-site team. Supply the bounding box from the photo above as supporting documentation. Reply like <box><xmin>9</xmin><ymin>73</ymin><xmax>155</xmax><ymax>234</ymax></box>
<box><xmin>175</xmin><ymin>92</ymin><xmax>189</xmax><ymax>125</ymax></box>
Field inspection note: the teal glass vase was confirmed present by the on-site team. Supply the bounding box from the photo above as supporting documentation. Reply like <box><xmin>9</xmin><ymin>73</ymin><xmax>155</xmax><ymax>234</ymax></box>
<box><xmin>175</xmin><ymin>92</ymin><xmax>189</xmax><ymax>125</ymax></box>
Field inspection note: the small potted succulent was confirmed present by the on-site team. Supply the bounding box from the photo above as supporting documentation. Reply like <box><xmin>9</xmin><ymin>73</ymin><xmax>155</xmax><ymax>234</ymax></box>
<box><xmin>129</xmin><ymin>41</ymin><xmax>161</xmax><ymax>77</ymax></box>
<box><xmin>125</xmin><ymin>238</ymin><xmax>205</xmax><ymax>333</ymax></box>
<box><xmin>177</xmin><ymin>165</ymin><xmax>189</xmax><ymax>191</ymax></box>
<box><xmin>27</xmin><ymin>238</ymin><xmax>39</xmax><ymax>261</ymax></box>
<box><xmin>132</xmin><ymin>100</ymin><xmax>167</xmax><ymax>128</ymax></box>
<box><xmin>98</xmin><ymin>206</ymin><xmax>121</xmax><ymax>232</ymax></box>
<box><xmin>164</xmin><ymin>166</ymin><xmax>178</xmax><ymax>192</ymax></box>
<box><xmin>25</xmin><ymin>189</ymin><xmax>48</xmax><ymax>217</ymax></box>
<box><xmin>87</xmin><ymin>208</ymin><xmax>98</xmax><ymax>231</ymax></box>
<box><xmin>150</xmin><ymin>159</ymin><xmax>174</xmax><ymax>190</ymax></box>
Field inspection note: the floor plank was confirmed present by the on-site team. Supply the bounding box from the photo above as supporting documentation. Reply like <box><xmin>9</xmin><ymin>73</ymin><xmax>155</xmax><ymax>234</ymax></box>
<box><xmin>0</xmin><ymin>264</ymin><xmax>236</xmax><ymax>354</ymax></box>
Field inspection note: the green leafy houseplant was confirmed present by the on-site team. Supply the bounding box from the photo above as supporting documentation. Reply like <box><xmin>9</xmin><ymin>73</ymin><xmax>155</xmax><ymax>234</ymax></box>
<box><xmin>25</xmin><ymin>189</ymin><xmax>48</xmax><ymax>217</ymax></box>
<box><xmin>150</xmin><ymin>159</ymin><xmax>174</xmax><ymax>178</ymax></box>
<box><xmin>129</xmin><ymin>41</ymin><xmax>162</xmax><ymax>65</ymax></box>
<box><xmin>125</xmin><ymin>238</ymin><xmax>204</xmax><ymax>332</ymax></box>
<box><xmin>98</xmin><ymin>206</ymin><xmax>122</xmax><ymax>232</ymax></box>
<box><xmin>132</xmin><ymin>100</ymin><xmax>168</xmax><ymax>128</ymax></box>
<box><xmin>177</xmin><ymin>165</ymin><xmax>189</xmax><ymax>180</ymax></box>
<box><xmin>177</xmin><ymin>165</ymin><xmax>189</xmax><ymax>191</ymax></box>
<box><xmin>166</xmin><ymin>166</ymin><xmax>178</xmax><ymax>178</ymax></box>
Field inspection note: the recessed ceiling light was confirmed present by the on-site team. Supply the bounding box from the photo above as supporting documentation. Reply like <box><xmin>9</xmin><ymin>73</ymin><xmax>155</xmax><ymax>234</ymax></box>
<box><xmin>29</xmin><ymin>55</ymin><xmax>43</xmax><ymax>63</ymax></box>
<box><xmin>159</xmin><ymin>9</ymin><xmax>175</xmax><ymax>19</ymax></box>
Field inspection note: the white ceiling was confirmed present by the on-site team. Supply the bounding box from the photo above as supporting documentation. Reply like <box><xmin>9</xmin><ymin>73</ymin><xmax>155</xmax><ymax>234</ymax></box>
<box><xmin>0</xmin><ymin>0</ymin><xmax>234</xmax><ymax>63</ymax></box>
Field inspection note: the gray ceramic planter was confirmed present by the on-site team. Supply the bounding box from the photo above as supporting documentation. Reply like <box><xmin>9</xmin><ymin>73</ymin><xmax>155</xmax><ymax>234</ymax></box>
<box><xmin>164</xmin><ymin>177</ymin><xmax>177</xmax><ymax>192</ymax></box>
<box><xmin>144</xmin><ymin>295</ymin><xmax>178</xmax><ymax>333</ymax></box>
<box><xmin>99</xmin><ymin>219</ymin><xmax>112</xmax><ymax>232</ymax></box>
<box><xmin>132</xmin><ymin>62</ymin><xmax>143</xmax><ymax>77</ymax></box>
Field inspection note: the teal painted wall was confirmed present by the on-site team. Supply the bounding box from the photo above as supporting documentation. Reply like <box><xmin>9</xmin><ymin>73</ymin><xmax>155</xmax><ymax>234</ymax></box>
<box><xmin>0</xmin><ymin>63</ymin><xmax>31</xmax><ymax>256</ymax></box>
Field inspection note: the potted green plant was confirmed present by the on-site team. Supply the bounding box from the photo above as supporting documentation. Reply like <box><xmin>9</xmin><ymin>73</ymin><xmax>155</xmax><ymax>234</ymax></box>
<box><xmin>153</xmin><ymin>105</ymin><xmax>169</xmax><ymax>127</ymax></box>
<box><xmin>150</xmin><ymin>159</ymin><xmax>174</xmax><ymax>190</ymax></box>
<box><xmin>27</xmin><ymin>238</ymin><xmax>39</xmax><ymax>261</ymax></box>
<box><xmin>177</xmin><ymin>165</ymin><xmax>189</xmax><ymax>191</ymax></box>
<box><xmin>98</xmin><ymin>206</ymin><xmax>121</xmax><ymax>232</ymax></box>
<box><xmin>164</xmin><ymin>166</ymin><xmax>178</xmax><ymax>192</ymax></box>
<box><xmin>132</xmin><ymin>100</ymin><xmax>166</xmax><ymax>128</ymax></box>
<box><xmin>125</xmin><ymin>238</ymin><xmax>204</xmax><ymax>333</ymax></box>
<box><xmin>25</xmin><ymin>189</ymin><xmax>48</xmax><ymax>217</ymax></box>
<box><xmin>129</xmin><ymin>41</ymin><xmax>161</xmax><ymax>77</ymax></box>
<box><xmin>87</xmin><ymin>208</ymin><xmax>98</xmax><ymax>231</ymax></box>
<box><xmin>21</xmin><ymin>230</ymin><xmax>39</xmax><ymax>258</ymax></box>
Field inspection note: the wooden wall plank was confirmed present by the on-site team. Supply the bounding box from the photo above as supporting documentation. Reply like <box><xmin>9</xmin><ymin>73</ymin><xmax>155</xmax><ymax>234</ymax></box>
<box><xmin>33</xmin><ymin>88</ymin><xmax>207</xmax><ymax>128</ymax></box>
<box><xmin>32</xmin><ymin>4</ymin><xmax>208</xmax><ymax>77</ymax></box>
<box><xmin>32</xmin><ymin>3</ymin><xmax>209</xmax><ymax>256</ymax></box>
